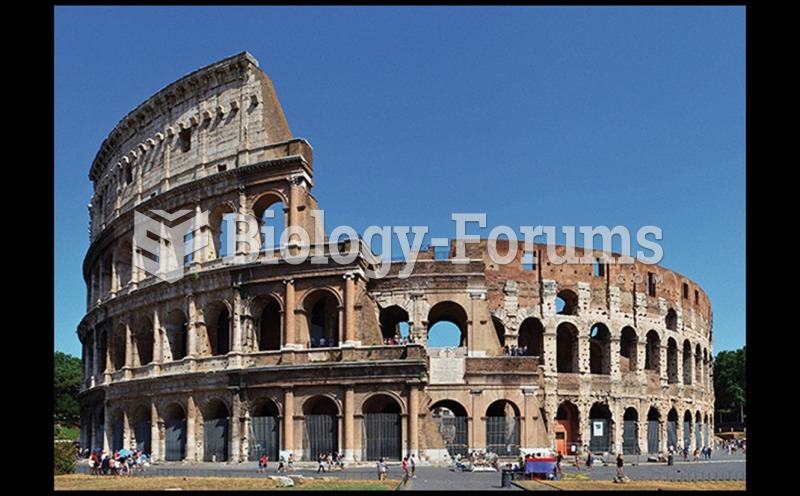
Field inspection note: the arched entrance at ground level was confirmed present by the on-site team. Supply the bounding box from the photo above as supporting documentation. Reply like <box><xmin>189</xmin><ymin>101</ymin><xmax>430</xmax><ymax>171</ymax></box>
<box><xmin>111</xmin><ymin>409</ymin><xmax>124</xmax><ymax>452</ymax></box>
<box><xmin>555</xmin><ymin>402</ymin><xmax>579</xmax><ymax>456</ymax></box>
<box><xmin>695</xmin><ymin>411</ymin><xmax>702</xmax><ymax>450</ymax></box>
<box><xmin>622</xmin><ymin>408</ymin><xmax>639</xmax><ymax>455</ymax></box>
<box><xmin>164</xmin><ymin>404</ymin><xmax>187</xmax><ymax>461</ymax></box>
<box><xmin>427</xmin><ymin>301</ymin><xmax>468</xmax><ymax>348</ymax></box>
<box><xmin>303</xmin><ymin>396</ymin><xmax>339</xmax><ymax>461</ymax></box>
<box><xmin>666</xmin><ymin>409</ymin><xmax>678</xmax><ymax>450</ymax></box>
<box><xmin>249</xmin><ymin>400</ymin><xmax>280</xmax><ymax>461</ymax></box>
<box><xmin>132</xmin><ymin>405</ymin><xmax>151</xmax><ymax>454</ymax></box>
<box><xmin>203</xmin><ymin>400</ymin><xmax>230</xmax><ymax>462</ymax></box>
<box><xmin>647</xmin><ymin>407</ymin><xmax>660</xmax><ymax>454</ymax></box>
<box><xmin>588</xmin><ymin>403</ymin><xmax>612</xmax><ymax>453</ymax></box>
<box><xmin>683</xmin><ymin>410</ymin><xmax>692</xmax><ymax>449</ymax></box>
<box><xmin>430</xmin><ymin>400</ymin><xmax>469</xmax><ymax>458</ymax></box>
<box><xmin>703</xmin><ymin>414</ymin><xmax>710</xmax><ymax>449</ymax></box>
<box><xmin>362</xmin><ymin>395</ymin><xmax>402</xmax><ymax>461</ymax></box>
<box><xmin>486</xmin><ymin>400</ymin><xmax>520</xmax><ymax>457</ymax></box>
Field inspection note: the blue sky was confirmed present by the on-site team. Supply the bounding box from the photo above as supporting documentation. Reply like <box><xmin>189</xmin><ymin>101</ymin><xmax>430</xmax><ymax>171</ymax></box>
<box><xmin>54</xmin><ymin>6</ymin><xmax>745</xmax><ymax>357</ymax></box>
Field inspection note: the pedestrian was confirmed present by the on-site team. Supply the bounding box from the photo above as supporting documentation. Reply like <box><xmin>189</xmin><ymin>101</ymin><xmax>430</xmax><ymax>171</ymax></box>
<box><xmin>402</xmin><ymin>457</ymin><xmax>409</xmax><ymax>477</ymax></box>
<box><xmin>258</xmin><ymin>453</ymin><xmax>267</xmax><ymax>473</ymax></box>
<box><xmin>555</xmin><ymin>451</ymin><xmax>564</xmax><ymax>478</ymax></box>
<box><xmin>278</xmin><ymin>455</ymin><xmax>285</xmax><ymax>473</ymax></box>
<box><xmin>410</xmin><ymin>453</ymin><xmax>416</xmax><ymax>478</ymax></box>
<box><xmin>380</xmin><ymin>458</ymin><xmax>388</xmax><ymax>480</ymax></box>
<box><xmin>317</xmin><ymin>453</ymin><xmax>326</xmax><ymax>473</ymax></box>
<box><xmin>616</xmin><ymin>453</ymin><xmax>624</xmax><ymax>476</ymax></box>
<box><xmin>586</xmin><ymin>452</ymin><xmax>593</xmax><ymax>470</ymax></box>
<box><xmin>287</xmin><ymin>453</ymin><xmax>294</xmax><ymax>471</ymax></box>
<box><xmin>573</xmin><ymin>452</ymin><xmax>581</xmax><ymax>470</ymax></box>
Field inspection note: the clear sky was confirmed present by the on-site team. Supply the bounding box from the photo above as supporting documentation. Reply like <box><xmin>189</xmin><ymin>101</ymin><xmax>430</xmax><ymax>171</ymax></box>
<box><xmin>54</xmin><ymin>6</ymin><xmax>745</xmax><ymax>358</ymax></box>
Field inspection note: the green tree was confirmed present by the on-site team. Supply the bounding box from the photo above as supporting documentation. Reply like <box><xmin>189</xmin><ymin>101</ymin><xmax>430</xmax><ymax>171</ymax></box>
<box><xmin>713</xmin><ymin>346</ymin><xmax>745</xmax><ymax>419</ymax></box>
<box><xmin>54</xmin><ymin>351</ymin><xmax>81</xmax><ymax>428</ymax></box>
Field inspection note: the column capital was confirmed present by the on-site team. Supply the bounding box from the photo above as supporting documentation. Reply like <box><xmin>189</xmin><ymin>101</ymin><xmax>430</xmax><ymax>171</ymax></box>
<box><xmin>283</xmin><ymin>278</ymin><xmax>295</xmax><ymax>286</ymax></box>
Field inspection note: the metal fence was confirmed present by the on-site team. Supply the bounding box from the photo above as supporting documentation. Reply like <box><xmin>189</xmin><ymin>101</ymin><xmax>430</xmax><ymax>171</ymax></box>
<box><xmin>486</xmin><ymin>417</ymin><xmax>520</xmax><ymax>458</ymax></box>
<box><xmin>647</xmin><ymin>420</ymin><xmax>660</xmax><ymax>454</ymax></box>
<box><xmin>589</xmin><ymin>419</ymin><xmax>610</xmax><ymax>453</ymax></box>
<box><xmin>249</xmin><ymin>416</ymin><xmax>279</xmax><ymax>462</ymax></box>
<box><xmin>112</xmin><ymin>421</ymin><xmax>124</xmax><ymax>452</ymax></box>
<box><xmin>667</xmin><ymin>421</ymin><xmax>678</xmax><ymax>449</ymax></box>
<box><xmin>134</xmin><ymin>420</ymin><xmax>151</xmax><ymax>454</ymax></box>
<box><xmin>434</xmin><ymin>415</ymin><xmax>468</xmax><ymax>458</ymax></box>
<box><xmin>363</xmin><ymin>413</ymin><xmax>401</xmax><ymax>461</ymax></box>
<box><xmin>165</xmin><ymin>419</ymin><xmax>186</xmax><ymax>461</ymax></box>
<box><xmin>204</xmin><ymin>418</ymin><xmax>229</xmax><ymax>462</ymax></box>
<box><xmin>303</xmin><ymin>415</ymin><xmax>338</xmax><ymax>461</ymax></box>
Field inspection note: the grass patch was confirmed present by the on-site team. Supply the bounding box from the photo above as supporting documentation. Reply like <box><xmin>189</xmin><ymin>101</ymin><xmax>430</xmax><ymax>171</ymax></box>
<box><xmin>53</xmin><ymin>474</ymin><xmax>397</xmax><ymax>491</ymax></box>
<box><xmin>517</xmin><ymin>480</ymin><xmax>745</xmax><ymax>491</ymax></box>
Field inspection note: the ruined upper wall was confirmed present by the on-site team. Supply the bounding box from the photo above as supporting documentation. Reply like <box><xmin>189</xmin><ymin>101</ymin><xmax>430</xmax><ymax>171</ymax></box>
<box><xmin>87</xmin><ymin>52</ymin><xmax>296</xmax><ymax>240</ymax></box>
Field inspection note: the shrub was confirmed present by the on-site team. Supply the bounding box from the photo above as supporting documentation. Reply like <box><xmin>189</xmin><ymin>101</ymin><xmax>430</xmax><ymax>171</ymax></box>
<box><xmin>54</xmin><ymin>441</ymin><xmax>77</xmax><ymax>475</ymax></box>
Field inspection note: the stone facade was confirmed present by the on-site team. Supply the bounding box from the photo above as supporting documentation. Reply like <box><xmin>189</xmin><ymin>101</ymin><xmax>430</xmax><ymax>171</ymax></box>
<box><xmin>77</xmin><ymin>52</ymin><xmax>714</xmax><ymax>464</ymax></box>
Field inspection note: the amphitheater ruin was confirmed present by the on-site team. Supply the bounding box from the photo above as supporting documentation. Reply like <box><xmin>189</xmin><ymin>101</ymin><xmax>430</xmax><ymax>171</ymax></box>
<box><xmin>77</xmin><ymin>52</ymin><xmax>714</xmax><ymax>464</ymax></box>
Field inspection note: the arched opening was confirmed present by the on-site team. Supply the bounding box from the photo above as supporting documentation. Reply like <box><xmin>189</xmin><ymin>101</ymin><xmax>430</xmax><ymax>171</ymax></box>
<box><xmin>703</xmin><ymin>348</ymin><xmax>709</xmax><ymax>386</ymax></box>
<box><xmin>647</xmin><ymin>407</ymin><xmax>660</xmax><ymax>454</ymax></box>
<box><xmin>620</xmin><ymin>326</ymin><xmax>638</xmax><ymax>373</ymax></box>
<box><xmin>667</xmin><ymin>408</ymin><xmax>679</xmax><ymax>450</ymax></box>
<box><xmin>258</xmin><ymin>298</ymin><xmax>282</xmax><ymax>351</ymax></box>
<box><xmin>133</xmin><ymin>316</ymin><xmax>153</xmax><ymax>367</ymax></box>
<box><xmin>555</xmin><ymin>402</ymin><xmax>579</xmax><ymax>456</ymax></box>
<box><xmin>622</xmin><ymin>408</ymin><xmax>639</xmax><ymax>454</ymax></box>
<box><xmin>556</xmin><ymin>289</ymin><xmax>579</xmax><ymax>315</ymax></box>
<box><xmin>427</xmin><ymin>301</ymin><xmax>468</xmax><ymax>348</ymax></box>
<box><xmin>253</xmin><ymin>195</ymin><xmax>286</xmax><ymax>253</ymax></box>
<box><xmin>249</xmin><ymin>400</ymin><xmax>280</xmax><ymax>462</ymax></box>
<box><xmin>430</xmin><ymin>400</ymin><xmax>469</xmax><ymax>458</ymax></box>
<box><xmin>306</xmin><ymin>290</ymin><xmax>340</xmax><ymax>348</ymax></box>
<box><xmin>110</xmin><ymin>323</ymin><xmax>126</xmax><ymax>371</ymax></box>
<box><xmin>132</xmin><ymin>405</ymin><xmax>151</xmax><ymax>454</ymax></box>
<box><xmin>695</xmin><ymin>344</ymin><xmax>702</xmax><ymax>384</ymax></box>
<box><xmin>556</xmin><ymin>322</ymin><xmax>579</xmax><ymax>373</ymax></box>
<box><xmin>303</xmin><ymin>396</ymin><xmax>339</xmax><ymax>461</ymax></box>
<box><xmin>589</xmin><ymin>323</ymin><xmax>611</xmax><ymax>375</ymax></box>
<box><xmin>205</xmin><ymin>302</ymin><xmax>231</xmax><ymax>356</ymax></box>
<box><xmin>208</xmin><ymin>204</ymin><xmax>236</xmax><ymax>260</ymax></box>
<box><xmin>683</xmin><ymin>410</ymin><xmax>693</xmax><ymax>449</ymax></box>
<box><xmin>588</xmin><ymin>403</ymin><xmax>612</xmax><ymax>453</ymax></box>
<box><xmin>667</xmin><ymin>338</ymin><xmax>679</xmax><ymax>384</ymax></box>
<box><xmin>518</xmin><ymin>318</ymin><xmax>544</xmax><ymax>362</ymax></box>
<box><xmin>682</xmin><ymin>340</ymin><xmax>693</xmax><ymax>385</ymax></box>
<box><xmin>493</xmin><ymin>317</ymin><xmax>506</xmax><ymax>348</ymax></box>
<box><xmin>101</xmin><ymin>252</ymin><xmax>113</xmax><ymax>297</ymax></box>
<box><xmin>665</xmin><ymin>308</ymin><xmax>678</xmax><ymax>331</ymax></box>
<box><xmin>703</xmin><ymin>413</ymin><xmax>710</xmax><ymax>448</ymax></box>
<box><xmin>164</xmin><ymin>403</ymin><xmax>187</xmax><ymax>461</ymax></box>
<box><xmin>203</xmin><ymin>400</ymin><xmax>230</xmax><ymax>462</ymax></box>
<box><xmin>645</xmin><ymin>330</ymin><xmax>660</xmax><ymax>372</ymax></box>
<box><xmin>117</xmin><ymin>240</ymin><xmax>133</xmax><ymax>289</ymax></box>
<box><xmin>695</xmin><ymin>411</ymin><xmax>703</xmax><ymax>450</ymax></box>
<box><xmin>111</xmin><ymin>408</ymin><xmax>124</xmax><ymax>452</ymax></box>
<box><xmin>363</xmin><ymin>395</ymin><xmax>402</xmax><ymax>461</ymax></box>
<box><xmin>379</xmin><ymin>305</ymin><xmax>410</xmax><ymax>342</ymax></box>
<box><xmin>486</xmin><ymin>400</ymin><xmax>520</xmax><ymax>457</ymax></box>
<box><xmin>164</xmin><ymin>309</ymin><xmax>188</xmax><ymax>361</ymax></box>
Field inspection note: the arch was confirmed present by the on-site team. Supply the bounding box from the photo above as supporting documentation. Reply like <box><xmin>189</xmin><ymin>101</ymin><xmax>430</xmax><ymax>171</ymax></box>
<box><xmin>683</xmin><ymin>410</ymin><xmax>693</xmax><ymax>448</ymax></box>
<box><xmin>164</xmin><ymin>308</ymin><xmax>188</xmax><ymax>361</ymax></box>
<box><xmin>132</xmin><ymin>315</ymin><xmax>154</xmax><ymax>367</ymax></box>
<box><xmin>250</xmin><ymin>398</ymin><xmax>281</xmax><ymax>461</ymax></box>
<box><xmin>556</xmin><ymin>289</ymin><xmax>579</xmax><ymax>315</ymax></box>
<box><xmin>493</xmin><ymin>317</ymin><xmax>506</xmax><ymax>348</ymax></box>
<box><xmin>665</xmin><ymin>308</ymin><xmax>678</xmax><ymax>331</ymax></box>
<box><xmin>110</xmin><ymin>323</ymin><xmax>126</xmax><ymax>371</ymax></box>
<box><xmin>203</xmin><ymin>399</ymin><xmax>230</xmax><ymax>462</ymax></box>
<box><xmin>379</xmin><ymin>305</ymin><xmax>410</xmax><ymax>341</ymax></box>
<box><xmin>110</xmin><ymin>407</ymin><xmax>125</xmax><ymax>452</ymax></box>
<box><xmin>116</xmin><ymin>240</ymin><xmax>133</xmax><ymax>289</ymax></box>
<box><xmin>205</xmin><ymin>301</ymin><xmax>231</xmax><ymax>356</ymax></box>
<box><xmin>486</xmin><ymin>400</ymin><xmax>520</xmax><ymax>456</ymax></box>
<box><xmin>622</xmin><ymin>407</ymin><xmax>639</xmax><ymax>454</ymax></box>
<box><xmin>252</xmin><ymin>193</ymin><xmax>286</xmax><ymax>252</ymax></box>
<box><xmin>695</xmin><ymin>343</ymin><xmax>703</xmax><ymax>384</ymax></box>
<box><xmin>646</xmin><ymin>407</ymin><xmax>660</xmax><ymax>454</ymax></box>
<box><xmin>208</xmin><ymin>203</ymin><xmax>237</xmax><ymax>260</ymax></box>
<box><xmin>304</xmin><ymin>289</ymin><xmax>341</xmax><ymax>348</ymax></box>
<box><xmin>430</xmin><ymin>399</ymin><xmax>469</xmax><ymax>458</ymax></box>
<box><xmin>589</xmin><ymin>323</ymin><xmax>611</xmax><ymax>375</ymax></box>
<box><xmin>362</xmin><ymin>394</ymin><xmax>402</xmax><ymax>461</ymax></box>
<box><xmin>682</xmin><ymin>340</ymin><xmax>693</xmax><ymax>385</ymax></box>
<box><xmin>555</xmin><ymin>401</ymin><xmax>579</xmax><ymax>456</ymax></box>
<box><xmin>556</xmin><ymin>322</ymin><xmax>579</xmax><ymax>373</ymax></box>
<box><xmin>131</xmin><ymin>404</ymin><xmax>151</xmax><ymax>453</ymax></box>
<box><xmin>588</xmin><ymin>403</ymin><xmax>612</xmax><ymax>453</ymax></box>
<box><xmin>257</xmin><ymin>296</ymin><xmax>282</xmax><ymax>351</ymax></box>
<box><xmin>694</xmin><ymin>410</ymin><xmax>703</xmax><ymax>450</ymax></box>
<box><xmin>667</xmin><ymin>338</ymin><xmax>679</xmax><ymax>384</ymax></box>
<box><xmin>518</xmin><ymin>317</ymin><xmax>544</xmax><ymax>361</ymax></box>
<box><xmin>163</xmin><ymin>403</ymin><xmax>187</xmax><ymax>461</ymax></box>
<box><xmin>101</xmin><ymin>252</ymin><xmax>113</xmax><ymax>298</ymax></box>
<box><xmin>303</xmin><ymin>395</ymin><xmax>339</xmax><ymax>461</ymax></box>
<box><xmin>620</xmin><ymin>326</ymin><xmax>638</xmax><ymax>373</ymax></box>
<box><xmin>645</xmin><ymin>330</ymin><xmax>660</xmax><ymax>372</ymax></box>
<box><xmin>427</xmin><ymin>301</ymin><xmax>468</xmax><ymax>348</ymax></box>
<box><xmin>667</xmin><ymin>408</ymin><xmax>679</xmax><ymax>451</ymax></box>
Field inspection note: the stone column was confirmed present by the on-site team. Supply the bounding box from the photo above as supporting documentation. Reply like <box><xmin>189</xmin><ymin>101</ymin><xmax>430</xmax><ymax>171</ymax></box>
<box><xmin>408</xmin><ymin>385</ymin><xmax>419</xmax><ymax>455</ymax></box>
<box><xmin>468</xmin><ymin>390</ymin><xmax>478</xmax><ymax>450</ymax></box>
<box><xmin>343</xmin><ymin>385</ymin><xmax>355</xmax><ymax>461</ymax></box>
<box><xmin>283</xmin><ymin>279</ymin><xmax>296</xmax><ymax>348</ymax></box>
<box><xmin>232</xmin><ymin>287</ymin><xmax>243</xmax><ymax>353</ymax></box>
<box><xmin>231</xmin><ymin>392</ymin><xmax>243</xmax><ymax>463</ymax></box>
<box><xmin>343</xmin><ymin>273</ymin><xmax>358</xmax><ymax>346</ymax></box>
<box><xmin>187</xmin><ymin>294</ymin><xmax>199</xmax><ymax>360</ymax></box>
<box><xmin>659</xmin><ymin>343</ymin><xmax>668</xmax><ymax>383</ymax></box>
<box><xmin>610</xmin><ymin>336</ymin><xmax>621</xmax><ymax>379</ymax></box>
<box><xmin>151</xmin><ymin>401</ymin><xmax>162</xmax><ymax>462</ymax></box>
<box><xmin>578</xmin><ymin>335</ymin><xmax>590</xmax><ymax>375</ymax></box>
<box><xmin>103</xmin><ymin>404</ymin><xmax>112</xmax><ymax>453</ymax></box>
<box><xmin>283</xmin><ymin>388</ymin><xmax>295</xmax><ymax>456</ymax></box>
<box><xmin>287</xmin><ymin>176</ymin><xmax>301</xmax><ymax>245</ymax></box>
<box><xmin>124</xmin><ymin>322</ymin><xmax>133</xmax><ymax>369</ymax></box>
<box><xmin>543</xmin><ymin>330</ymin><xmax>557</xmax><ymax>377</ymax></box>
<box><xmin>186</xmin><ymin>396</ymin><xmax>197</xmax><ymax>461</ymax></box>
<box><xmin>110</xmin><ymin>251</ymin><xmax>118</xmax><ymax>297</ymax></box>
<box><xmin>153</xmin><ymin>310</ymin><xmax>163</xmax><ymax>375</ymax></box>
<box><xmin>578</xmin><ymin>403</ymin><xmax>590</xmax><ymax>451</ymax></box>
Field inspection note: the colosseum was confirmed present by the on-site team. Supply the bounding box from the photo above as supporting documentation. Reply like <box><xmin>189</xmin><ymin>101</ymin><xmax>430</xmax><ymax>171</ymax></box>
<box><xmin>77</xmin><ymin>52</ymin><xmax>714</xmax><ymax>464</ymax></box>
